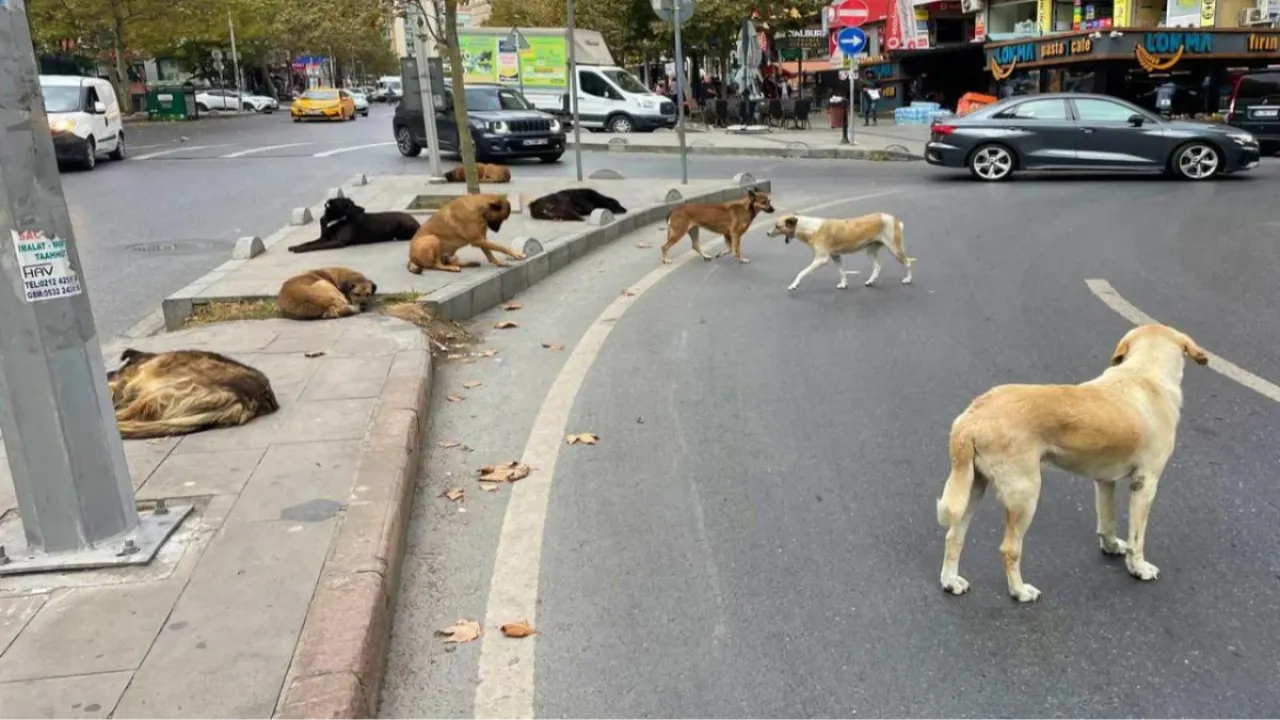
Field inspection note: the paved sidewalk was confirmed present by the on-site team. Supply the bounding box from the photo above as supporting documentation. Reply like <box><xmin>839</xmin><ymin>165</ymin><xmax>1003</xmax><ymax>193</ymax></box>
<box><xmin>569</xmin><ymin>122</ymin><xmax>930</xmax><ymax>160</ymax></box>
<box><xmin>0</xmin><ymin>315</ymin><xmax>429</xmax><ymax>718</ymax></box>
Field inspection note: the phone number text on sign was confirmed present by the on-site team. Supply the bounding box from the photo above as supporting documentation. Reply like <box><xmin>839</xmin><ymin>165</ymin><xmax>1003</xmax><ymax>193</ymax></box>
<box><xmin>11</xmin><ymin>230</ymin><xmax>83</xmax><ymax>302</ymax></box>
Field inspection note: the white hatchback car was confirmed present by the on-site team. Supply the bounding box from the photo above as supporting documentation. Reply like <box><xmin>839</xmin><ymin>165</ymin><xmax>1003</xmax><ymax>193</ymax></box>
<box><xmin>196</xmin><ymin>89</ymin><xmax>277</xmax><ymax>113</ymax></box>
<box><xmin>350</xmin><ymin>91</ymin><xmax>370</xmax><ymax>117</ymax></box>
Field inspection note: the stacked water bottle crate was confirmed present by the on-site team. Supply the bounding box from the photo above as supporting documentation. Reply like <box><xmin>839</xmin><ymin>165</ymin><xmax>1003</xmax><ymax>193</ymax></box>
<box><xmin>894</xmin><ymin>102</ymin><xmax>955</xmax><ymax>125</ymax></box>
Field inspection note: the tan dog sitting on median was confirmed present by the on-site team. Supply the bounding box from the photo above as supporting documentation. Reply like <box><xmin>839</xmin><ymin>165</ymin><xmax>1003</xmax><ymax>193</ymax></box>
<box><xmin>443</xmin><ymin>163</ymin><xmax>512</xmax><ymax>183</ymax></box>
<box><xmin>277</xmin><ymin>267</ymin><xmax>377</xmax><ymax>320</ymax></box>
<box><xmin>766</xmin><ymin>213</ymin><xmax>914</xmax><ymax>292</ymax></box>
<box><xmin>407</xmin><ymin>193</ymin><xmax>521</xmax><ymax>273</ymax></box>
<box><xmin>936</xmin><ymin>324</ymin><xmax>1210</xmax><ymax>603</ymax></box>
<box><xmin>660</xmin><ymin>188</ymin><xmax>774</xmax><ymax>265</ymax></box>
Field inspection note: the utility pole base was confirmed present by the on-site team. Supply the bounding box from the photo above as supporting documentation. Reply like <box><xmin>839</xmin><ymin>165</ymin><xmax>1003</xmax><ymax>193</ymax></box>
<box><xmin>0</xmin><ymin>502</ymin><xmax>193</xmax><ymax>577</ymax></box>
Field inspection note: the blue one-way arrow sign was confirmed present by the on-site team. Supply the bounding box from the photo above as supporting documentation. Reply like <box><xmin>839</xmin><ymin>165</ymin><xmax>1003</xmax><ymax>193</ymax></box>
<box><xmin>837</xmin><ymin>27</ymin><xmax>867</xmax><ymax>56</ymax></box>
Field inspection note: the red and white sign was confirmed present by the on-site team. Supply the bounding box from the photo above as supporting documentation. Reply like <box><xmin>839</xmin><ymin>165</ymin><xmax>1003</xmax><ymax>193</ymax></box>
<box><xmin>833</xmin><ymin>0</ymin><xmax>871</xmax><ymax>27</ymax></box>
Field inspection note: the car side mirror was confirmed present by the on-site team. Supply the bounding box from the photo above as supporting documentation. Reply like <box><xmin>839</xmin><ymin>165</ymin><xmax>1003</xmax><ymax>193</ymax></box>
<box><xmin>1128</xmin><ymin>114</ymin><xmax>1145</xmax><ymax>127</ymax></box>
<box><xmin>93</xmin><ymin>101</ymin><xmax>106</xmax><ymax>114</ymax></box>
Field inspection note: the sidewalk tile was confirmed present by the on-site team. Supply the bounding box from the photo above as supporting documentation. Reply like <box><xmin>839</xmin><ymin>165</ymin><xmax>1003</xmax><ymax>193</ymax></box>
<box><xmin>300</xmin><ymin>356</ymin><xmax>393</xmax><ymax>401</ymax></box>
<box><xmin>0</xmin><ymin>670</ymin><xmax>132</xmax><ymax>719</ymax></box>
<box><xmin>168</xmin><ymin>407</ymin><xmax>293</xmax><ymax>455</ymax></box>
<box><xmin>136</xmin><ymin>447</ymin><xmax>267</xmax><ymax>500</ymax></box>
<box><xmin>274</xmin><ymin>398</ymin><xmax>376</xmax><ymax>444</ymax></box>
<box><xmin>0</xmin><ymin>581</ymin><xmax>182</xmax><ymax>682</ymax></box>
<box><xmin>114</xmin><ymin>519</ymin><xmax>336</xmax><ymax>718</ymax></box>
<box><xmin>0</xmin><ymin>594</ymin><xmax>48</xmax><ymax>655</ymax></box>
<box><xmin>228</xmin><ymin>440</ymin><xmax>361</xmax><ymax>523</ymax></box>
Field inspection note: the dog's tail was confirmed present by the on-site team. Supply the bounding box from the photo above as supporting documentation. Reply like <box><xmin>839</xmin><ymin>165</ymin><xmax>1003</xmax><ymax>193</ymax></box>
<box><xmin>895</xmin><ymin>218</ymin><xmax>916</xmax><ymax>267</ymax></box>
<box><xmin>936</xmin><ymin>422</ymin><xmax>976</xmax><ymax>527</ymax></box>
<box><xmin>116</xmin><ymin>412</ymin><xmax>233</xmax><ymax>440</ymax></box>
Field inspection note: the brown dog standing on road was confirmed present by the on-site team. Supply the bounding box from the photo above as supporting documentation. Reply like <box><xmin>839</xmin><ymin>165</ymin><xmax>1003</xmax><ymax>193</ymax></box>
<box><xmin>107</xmin><ymin>349</ymin><xmax>280</xmax><ymax>439</ymax></box>
<box><xmin>444</xmin><ymin>163</ymin><xmax>512</xmax><ymax>183</ymax></box>
<box><xmin>936</xmin><ymin>324</ymin><xmax>1210</xmax><ymax>603</ymax></box>
<box><xmin>407</xmin><ymin>193</ymin><xmax>521</xmax><ymax>273</ymax></box>
<box><xmin>660</xmin><ymin>188</ymin><xmax>774</xmax><ymax>265</ymax></box>
<box><xmin>277</xmin><ymin>267</ymin><xmax>377</xmax><ymax>320</ymax></box>
<box><xmin>766</xmin><ymin>212</ymin><xmax>914</xmax><ymax>291</ymax></box>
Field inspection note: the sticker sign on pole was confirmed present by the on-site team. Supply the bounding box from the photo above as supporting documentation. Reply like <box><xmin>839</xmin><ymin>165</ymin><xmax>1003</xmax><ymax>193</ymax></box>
<box><xmin>834</xmin><ymin>0</ymin><xmax>870</xmax><ymax>27</ymax></box>
<box><xmin>11</xmin><ymin>230</ymin><xmax>82</xmax><ymax>302</ymax></box>
<box><xmin>837</xmin><ymin>27</ymin><xmax>867</xmax><ymax>55</ymax></box>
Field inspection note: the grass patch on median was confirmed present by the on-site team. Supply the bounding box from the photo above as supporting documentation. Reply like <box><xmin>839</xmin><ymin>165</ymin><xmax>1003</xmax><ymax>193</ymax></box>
<box><xmin>183</xmin><ymin>292</ymin><xmax>474</xmax><ymax>353</ymax></box>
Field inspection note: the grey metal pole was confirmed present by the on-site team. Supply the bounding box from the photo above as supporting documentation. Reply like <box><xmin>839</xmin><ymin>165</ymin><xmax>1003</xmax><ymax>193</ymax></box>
<box><xmin>566</xmin><ymin>0</ymin><xmax>583</xmax><ymax>182</ymax></box>
<box><xmin>515</xmin><ymin>27</ymin><xmax>525</xmax><ymax>98</ymax></box>
<box><xmin>414</xmin><ymin>8</ymin><xmax>444</xmax><ymax>179</ymax></box>
<box><xmin>0</xmin><ymin>1</ymin><xmax>137</xmax><ymax>555</ymax></box>
<box><xmin>847</xmin><ymin>57</ymin><xmax>857</xmax><ymax>146</ymax></box>
<box><xmin>228</xmin><ymin>10</ymin><xmax>243</xmax><ymax>109</ymax></box>
<box><xmin>672</xmin><ymin>3</ymin><xmax>689</xmax><ymax>185</ymax></box>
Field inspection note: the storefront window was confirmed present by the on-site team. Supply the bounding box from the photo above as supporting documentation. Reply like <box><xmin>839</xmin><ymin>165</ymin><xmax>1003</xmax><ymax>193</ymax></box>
<box><xmin>987</xmin><ymin>0</ymin><xmax>1039</xmax><ymax>35</ymax></box>
<box><xmin>998</xmin><ymin>69</ymin><xmax>1042</xmax><ymax>97</ymax></box>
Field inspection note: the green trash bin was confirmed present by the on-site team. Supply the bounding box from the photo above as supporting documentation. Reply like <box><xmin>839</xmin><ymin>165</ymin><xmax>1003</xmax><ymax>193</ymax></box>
<box><xmin>146</xmin><ymin>84</ymin><xmax>196</xmax><ymax>120</ymax></box>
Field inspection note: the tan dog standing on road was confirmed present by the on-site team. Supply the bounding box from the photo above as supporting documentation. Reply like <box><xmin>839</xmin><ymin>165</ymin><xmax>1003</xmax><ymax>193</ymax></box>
<box><xmin>766</xmin><ymin>212</ymin><xmax>914</xmax><ymax>291</ymax></box>
<box><xmin>660</xmin><ymin>188</ymin><xmax>774</xmax><ymax>265</ymax></box>
<box><xmin>936</xmin><ymin>324</ymin><xmax>1210</xmax><ymax>603</ymax></box>
<box><xmin>277</xmin><ymin>267</ymin><xmax>377</xmax><ymax>320</ymax></box>
<box><xmin>444</xmin><ymin>163</ymin><xmax>512</xmax><ymax>183</ymax></box>
<box><xmin>407</xmin><ymin>193</ymin><xmax>521</xmax><ymax>273</ymax></box>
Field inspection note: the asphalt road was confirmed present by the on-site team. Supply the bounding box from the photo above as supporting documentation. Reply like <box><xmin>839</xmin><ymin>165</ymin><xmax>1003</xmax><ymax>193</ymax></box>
<box><xmin>381</xmin><ymin>158</ymin><xmax>1280</xmax><ymax>717</ymax></box>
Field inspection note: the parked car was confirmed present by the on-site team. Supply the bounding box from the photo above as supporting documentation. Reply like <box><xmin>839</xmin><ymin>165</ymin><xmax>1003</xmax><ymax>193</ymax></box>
<box><xmin>1226</xmin><ymin>69</ymin><xmax>1280</xmax><ymax>155</ymax></box>
<box><xmin>39</xmin><ymin>74</ymin><xmax>125</xmax><ymax>170</ymax></box>
<box><xmin>290</xmin><ymin>88</ymin><xmax>357</xmax><ymax>122</ymax></box>
<box><xmin>195</xmin><ymin>89</ymin><xmax>277</xmax><ymax>113</ymax></box>
<box><xmin>392</xmin><ymin>83</ymin><xmax>565</xmax><ymax>163</ymax></box>
<box><xmin>925</xmin><ymin>92</ymin><xmax>1261</xmax><ymax>181</ymax></box>
<box><xmin>350</xmin><ymin>90</ymin><xmax>370</xmax><ymax>117</ymax></box>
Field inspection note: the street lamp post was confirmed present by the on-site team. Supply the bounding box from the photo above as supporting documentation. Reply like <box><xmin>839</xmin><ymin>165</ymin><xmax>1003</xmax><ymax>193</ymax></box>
<box><xmin>412</xmin><ymin>5</ymin><xmax>444</xmax><ymax>180</ymax></box>
<box><xmin>566</xmin><ymin>0</ymin><xmax>584</xmax><ymax>182</ymax></box>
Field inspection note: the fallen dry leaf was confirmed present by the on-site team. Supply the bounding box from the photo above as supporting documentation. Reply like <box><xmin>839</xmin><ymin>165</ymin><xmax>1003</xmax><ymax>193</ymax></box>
<box><xmin>542</xmin><ymin>343</ymin><xmax>565</xmax><ymax>351</ymax></box>
<box><xmin>478</xmin><ymin>348</ymin><xmax>499</xmax><ymax>357</ymax></box>
<box><xmin>447</xmin><ymin>395</ymin><xmax>465</xmax><ymax>403</ymax></box>
<box><xmin>462</xmin><ymin>380</ymin><xmax>484</xmax><ymax>389</ymax></box>
<box><xmin>441</xmin><ymin>487</ymin><xmax>465</xmax><ymax>502</ymax></box>
<box><xmin>480</xmin><ymin>484</ymin><xmax>500</xmax><ymax>492</ymax></box>
<box><xmin>438</xmin><ymin>441</ymin><xmax>461</xmax><ymax>449</ymax></box>
<box><xmin>304</xmin><ymin>350</ymin><xmax>326</xmax><ymax>358</ymax></box>
<box><xmin>436</xmin><ymin>619</ymin><xmax>482</xmax><ymax>644</ymax></box>
<box><xmin>494</xmin><ymin>320</ymin><xmax>520</xmax><ymax>330</ymax></box>
<box><xmin>501</xmin><ymin>621</ymin><xmax>537</xmax><ymax>638</ymax></box>
<box><xmin>502</xmin><ymin>302</ymin><xmax>524</xmax><ymax>311</ymax></box>
<box><xmin>635</xmin><ymin>242</ymin><xmax>653</xmax><ymax>249</ymax></box>
<box><xmin>478</xmin><ymin>461</ymin><xmax>531</xmax><ymax>483</ymax></box>
<box><xmin>565</xmin><ymin>433</ymin><xmax>600</xmax><ymax>446</ymax></box>
<box><xmin>621</xmin><ymin>289</ymin><xmax>637</xmax><ymax>297</ymax></box>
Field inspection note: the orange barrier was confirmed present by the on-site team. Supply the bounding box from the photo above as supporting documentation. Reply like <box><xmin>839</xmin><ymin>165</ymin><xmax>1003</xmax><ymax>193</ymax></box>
<box><xmin>957</xmin><ymin>92</ymin><xmax>997</xmax><ymax>116</ymax></box>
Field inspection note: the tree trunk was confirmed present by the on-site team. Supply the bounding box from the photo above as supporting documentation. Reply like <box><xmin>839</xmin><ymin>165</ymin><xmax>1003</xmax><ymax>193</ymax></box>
<box><xmin>110</xmin><ymin>23</ymin><xmax>132</xmax><ymax>114</ymax></box>
<box><xmin>444</xmin><ymin>0</ymin><xmax>480</xmax><ymax>193</ymax></box>
<box><xmin>262</xmin><ymin>63</ymin><xmax>278</xmax><ymax>98</ymax></box>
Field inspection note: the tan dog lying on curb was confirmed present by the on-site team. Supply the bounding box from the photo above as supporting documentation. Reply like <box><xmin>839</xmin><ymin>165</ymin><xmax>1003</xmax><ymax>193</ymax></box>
<box><xmin>407</xmin><ymin>193</ymin><xmax>521</xmax><ymax>273</ymax></box>
<box><xmin>660</xmin><ymin>188</ymin><xmax>775</xmax><ymax>265</ymax></box>
<box><xmin>766</xmin><ymin>213</ymin><xmax>914</xmax><ymax>291</ymax></box>
<box><xmin>107</xmin><ymin>349</ymin><xmax>280</xmax><ymax>439</ymax></box>
<box><xmin>937</xmin><ymin>324</ymin><xmax>1210</xmax><ymax>603</ymax></box>
<box><xmin>444</xmin><ymin>163</ymin><xmax>512</xmax><ymax>183</ymax></box>
<box><xmin>277</xmin><ymin>267</ymin><xmax>377</xmax><ymax>320</ymax></box>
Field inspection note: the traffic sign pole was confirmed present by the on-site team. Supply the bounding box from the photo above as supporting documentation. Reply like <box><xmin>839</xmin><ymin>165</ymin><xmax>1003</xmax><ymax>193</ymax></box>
<box><xmin>835</xmin><ymin>27</ymin><xmax>866</xmax><ymax>146</ymax></box>
<box><xmin>673</xmin><ymin>2</ymin><xmax>688</xmax><ymax>185</ymax></box>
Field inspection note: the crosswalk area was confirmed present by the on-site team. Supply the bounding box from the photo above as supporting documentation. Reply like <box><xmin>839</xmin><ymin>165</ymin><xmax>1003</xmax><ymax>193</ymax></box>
<box><xmin>130</xmin><ymin>140</ymin><xmax>398</xmax><ymax>161</ymax></box>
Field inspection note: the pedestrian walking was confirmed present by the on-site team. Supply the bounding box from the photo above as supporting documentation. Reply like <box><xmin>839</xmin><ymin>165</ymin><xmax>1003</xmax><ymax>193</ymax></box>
<box><xmin>860</xmin><ymin>71</ymin><xmax>880</xmax><ymax>126</ymax></box>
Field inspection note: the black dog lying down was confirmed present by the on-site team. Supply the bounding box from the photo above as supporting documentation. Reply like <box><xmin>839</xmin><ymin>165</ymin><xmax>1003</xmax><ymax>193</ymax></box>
<box><xmin>529</xmin><ymin>188</ymin><xmax>628</xmax><ymax>222</ymax></box>
<box><xmin>288</xmin><ymin>197</ymin><xmax>421</xmax><ymax>253</ymax></box>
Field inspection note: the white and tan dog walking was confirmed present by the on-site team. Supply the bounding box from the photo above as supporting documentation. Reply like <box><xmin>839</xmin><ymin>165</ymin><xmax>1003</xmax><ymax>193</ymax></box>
<box><xmin>766</xmin><ymin>212</ymin><xmax>915</xmax><ymax>291</ymax></box>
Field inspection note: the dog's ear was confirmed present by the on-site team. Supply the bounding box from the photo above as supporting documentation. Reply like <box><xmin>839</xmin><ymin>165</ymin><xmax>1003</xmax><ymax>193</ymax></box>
<box><xmin>784</xmin><ymin>216</ymin><xmax>798</xmax><ymax>228</ymax></box>
<box><xmin>1110</xmin><ymin>337</ymin><xmax>1130</xmax><ymax>366</ymax></box>
<box><xmin>1179</xmin><ymin>332</ymin><xmax>1210</xmax><ymax>366</ymax></box>
<box><xmin>746</xmin><ymin>188</ymin><xmax>757</xmax><ymax>199</ymax></box>
<box><xmin>488</xmin><ymin>199</ymin><xmax>507</xmax><ymax>213</ymax></box>
<box><xmin>369</xmin><ymin>281</ymin><xmax>378</xmax><ymax>295</ymax></box>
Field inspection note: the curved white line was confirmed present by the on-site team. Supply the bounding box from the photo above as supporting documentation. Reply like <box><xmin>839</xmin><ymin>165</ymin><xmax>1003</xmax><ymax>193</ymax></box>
<box><xmin>472</xmin><ymin>188</ymin><xmax>904</xmax><ymax>719</ymax></box>
<box><xmin>1086</xmin><ymin>278</ymin><xmax>1280</xmax><ymax>403</ymax></box>
<box><xmin>219</xmin><ymin>142</ymin><xmax>312</xmax><ymax>158</ymax></box>
<box><xmin>312</xmin><ymin>141</ymin><xmax>395</xmax><ymax>158</ymax></box>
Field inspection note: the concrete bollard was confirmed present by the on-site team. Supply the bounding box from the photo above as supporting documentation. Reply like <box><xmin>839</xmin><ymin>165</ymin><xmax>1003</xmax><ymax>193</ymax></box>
<box><xmin>733</xmin><ymin>172</ymin><xmax>756</xmax><ymax>187</ymax></box>
<box><xmin>231</xmin><ymin>235</ymin><xmax>265</xmax><ymax>260</ymax></box>
<box><xmin>785</xmin><ymin>142</ymin><xmax>810</xmax><ymax>159</ymax></box>
<box><xmin>664</xmin><ymin>188</ymin><xmax>683</xmax><ymax>203</ymax></box>
<box><xmin>588</xmin><ymin>168</ymin><xmax>626</xmax><ymax>180</ymax></box>
<box><xmin>327</xmin><ymin>187</ymin><xmax>346</xmax><ymax>200</ymax></box>
<box><xmin>290</xmin><ymin>207</ymin><xmax>313</xmax><ymax>225</ymax></box>
<box><xmin>349</xmin><ymin>173</ymin><xmax>369</xmax><ymax>186</ymax></box>
<box><xmin>587</xmin><ymin>208</ymin><xmax>614</xmax><ymax>226</ymax></box>
<box><xmin>607</xmin><ymin>137</ymin><xmax>629</xmax><ymax>152</ymax></box>
<box><xmin>519</xmin><ymin>237</ymin><xmax>544</xmax><ymax>257</ymax></box>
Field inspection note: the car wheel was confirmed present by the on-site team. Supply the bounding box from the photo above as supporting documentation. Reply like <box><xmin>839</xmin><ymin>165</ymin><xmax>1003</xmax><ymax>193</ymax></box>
<box><xmin>293</xmin><ymin>116</ymin><xmax>301</xmax><ymax>122</ymax></box>
<box><xmin>108</xmin><ymin>132</ymin><xmax>126</xmax><ymax>161</ymax></box>
<box><xmin>968</xmin><ymin>143</ymin><xmax>1015</xmax><ymax>181</ymax></box>
<box><xmin>396</xmin><ymin>126</ymin><xmax>422</xmax><ymax>157</ymax></box>
<box><xmin>196</xmin><ymin>102</ymin><xmax>209</xmax><ymax>113</ymax></box>
<box><xmin>606</xmin><ymin>114</ymin><xmax>635</xmax><ymax>133</ymax></box>
<box><xmin>82</xmin><ymin>138</ymin><xmax>97</xmax><ymax>171</ymax></box>
<box><xmin>243</xmin><ymin>102</ymin><xmax>257</xmax><ymax>112</ymax></box>
<box><xmin>349</xmin><ymin>111</ymin><xmax>357</xmax><ymax>121</ymax></box>
<box><xmin>1171</xmin><ymin>142</ymin><xmax>1221</xmax><ymax>181</ymax></box>
<box><xmin>538</xmin><ymin>153</ymin><xmax>563</xmax><ymax>164</ymax></box>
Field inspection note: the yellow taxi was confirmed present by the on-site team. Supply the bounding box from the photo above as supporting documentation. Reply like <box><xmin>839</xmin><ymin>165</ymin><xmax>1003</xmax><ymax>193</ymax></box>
<box><xmin>291</xmin><ymin>87</ymin><xmax>357</xmax><ymax>122</ymax></box>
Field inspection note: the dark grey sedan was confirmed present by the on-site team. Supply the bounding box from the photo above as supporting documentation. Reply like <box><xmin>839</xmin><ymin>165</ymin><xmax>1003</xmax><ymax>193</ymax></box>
<box><xmin>925</xmin><ymin>92</ymin><xmax>1262</xmax><ymax>181</ymax></box>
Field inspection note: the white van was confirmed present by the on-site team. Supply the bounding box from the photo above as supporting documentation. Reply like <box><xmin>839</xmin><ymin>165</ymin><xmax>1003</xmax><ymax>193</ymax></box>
<box><xmin>568</xmin><ymin>65</ymin><xmax>675</xmax><ymax>133</ymax></box>
<box><xmin>375</xmin><ymin>75</ymin><xmax>403</xmax><ymax>102</ymax></box>
<box><xmin>39</xmin><ymin>75</ymin><xmax>125</xmax><ymax>170</ymax></box>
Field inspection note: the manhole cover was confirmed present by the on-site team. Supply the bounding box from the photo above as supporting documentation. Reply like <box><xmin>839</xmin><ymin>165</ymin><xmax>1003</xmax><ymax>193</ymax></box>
<box><xmin>127</xmin><ymin>240</ymin><xmax>220</xmax><ymax>255</ymax></box>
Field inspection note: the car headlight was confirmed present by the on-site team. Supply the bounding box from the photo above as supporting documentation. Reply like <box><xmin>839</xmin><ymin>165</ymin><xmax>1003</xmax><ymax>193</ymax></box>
<box><xmin>549</xmin><ymin>119</ymin><xmax>562</xmax><ymax>133</ymax></box>
<box><xmin>1229</xmin><ymin>132</ymin><xmax>1258</xmax><ymax>146</ymax></box>
<box><xmin>488</xmin><ymin>120</ymin><xmax>511</xmax><ymax>135</ymax></box>
<box><xmin>49</xmin><ymin>118</ymin><xmax>76</xmax><ymax>133</ymax></box>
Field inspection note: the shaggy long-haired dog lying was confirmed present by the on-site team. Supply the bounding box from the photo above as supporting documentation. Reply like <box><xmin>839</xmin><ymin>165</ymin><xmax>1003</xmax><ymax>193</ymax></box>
<box><xmin>288</xmin><ymin>197</ymin><xmax>420</xmax><ymax>253</ymax></box>
<box><xmin>107</xmin><ymin>349</ymin><xmax>280</xmax><ymax>439</ymax></box>
<box><xmin>529</xmin><ymin>188</ymin><xmax>628</xmax><ymax>222</ymax></box>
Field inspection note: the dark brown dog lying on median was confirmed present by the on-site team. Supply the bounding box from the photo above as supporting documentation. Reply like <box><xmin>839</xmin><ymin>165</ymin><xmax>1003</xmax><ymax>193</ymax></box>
<box><xmin>529</xmin><ymin>188</ymin><xmax>628</xmax><ymax>222</ymax></box>
<box><xmin>288</xmin><ymin>197</ymin><xmax>420</xmax><ymax>253</ymax></box>
<box><xmin>444</xmin><ymin>163</ymin><xmax>512</xmax><ymax>183</ymax></box>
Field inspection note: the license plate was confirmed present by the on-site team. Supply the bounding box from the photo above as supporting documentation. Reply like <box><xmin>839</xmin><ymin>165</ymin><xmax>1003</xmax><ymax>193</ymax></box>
<box><xmin>306</xmin><ymin>110</ymin><xmax>321</xmax><ymax>115</ymax></box>
<box><xmin>524</xmin><ymin>138</ymin><xmax>549</xmax><ymax>146</ymax></box>
<box><xmin>1252</xmin><ymin>107</ymin><xmax>1278</xmax><ymax>118</ymax></box>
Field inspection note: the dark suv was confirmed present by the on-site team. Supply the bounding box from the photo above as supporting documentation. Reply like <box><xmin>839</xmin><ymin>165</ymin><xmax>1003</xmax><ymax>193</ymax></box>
<box><xmin>393</xmin><ymin>83</ymin><xmax>565</xmax><ymax>163</ymax></box>
<box><xmin>1227</xmin><ymin>70</ymin><xmax>1280</xmax><ymax>155</ymax></box>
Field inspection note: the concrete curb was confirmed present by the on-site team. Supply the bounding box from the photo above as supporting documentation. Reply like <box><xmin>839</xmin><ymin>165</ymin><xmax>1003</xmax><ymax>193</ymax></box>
<box><xmin>275</xmin><ymin>342</ymin><xmax>432</xmax><ymax>718</ymax></box>
<box><xmin>422</xmin><ymin>179</ymin><xmax>772</xmax><ymax>321</ymax></box>
<box><xmin>567</xmin><ymin>141</ymin><xmax>922</xmax><ymax>162</ymax></box>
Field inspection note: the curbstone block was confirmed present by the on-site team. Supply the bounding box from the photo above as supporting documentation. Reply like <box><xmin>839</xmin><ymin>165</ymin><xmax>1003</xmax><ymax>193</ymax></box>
<box><xmin>547</xmin><ymin>242</ymin><xmax>572</xmax><ymax>274</ymax></box>
<box><xmin>231</xmin><ymin>235</ymin><xmax>265</xmax><ymax>260</ymax></box>
<box><xmin>519</xmin><ymin>237</ymin><xmax>544</xmax><ymax>257</ymax></box>
<box><xmin>469</xmin><ymin>274</ymin><xmax>503</xmax><ymax>315</ymax></box>
<box><xmin>499</xmin><ymin>263</ymin><xmax>529</xmax><ymax>301</ymax></box>
<box><xmin>587</xmin><ymin>208</ymin><xmax>614</xmax><ymax>226</ymax></box>
<box><xmin>290</xmin><ymin>207</ymin><xmax>313</xmax><ymax>226</ymax></box>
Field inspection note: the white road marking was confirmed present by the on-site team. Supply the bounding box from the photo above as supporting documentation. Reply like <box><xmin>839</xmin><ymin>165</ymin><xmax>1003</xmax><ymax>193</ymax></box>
<box><xmin>219</xmin><ymin>142</ymin><xmax>312</xmax><ymax>158</ymax></box>
<box><xmin>128</xmin><ymin>143</ymin><xmax>167</xmax><ymax>151</ymax></box>
<box><xmin>312</xmin><ymin>141</ymin><xmax>395</xmax><ymax>158</ymax></box>
<box><xmin>133</xmin><ymin>144</ymin><xmax>232</xmax><ymax>160</ymax></box>
<box><xmin>1086</xmin><ymin>278</ymin><xmax>1280</xmax><ymax>403</ymax></box>
<box><xmin>472</xmin><ymin>187</ymin><xmax>904</xmax><ymax>719</ymax></box>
